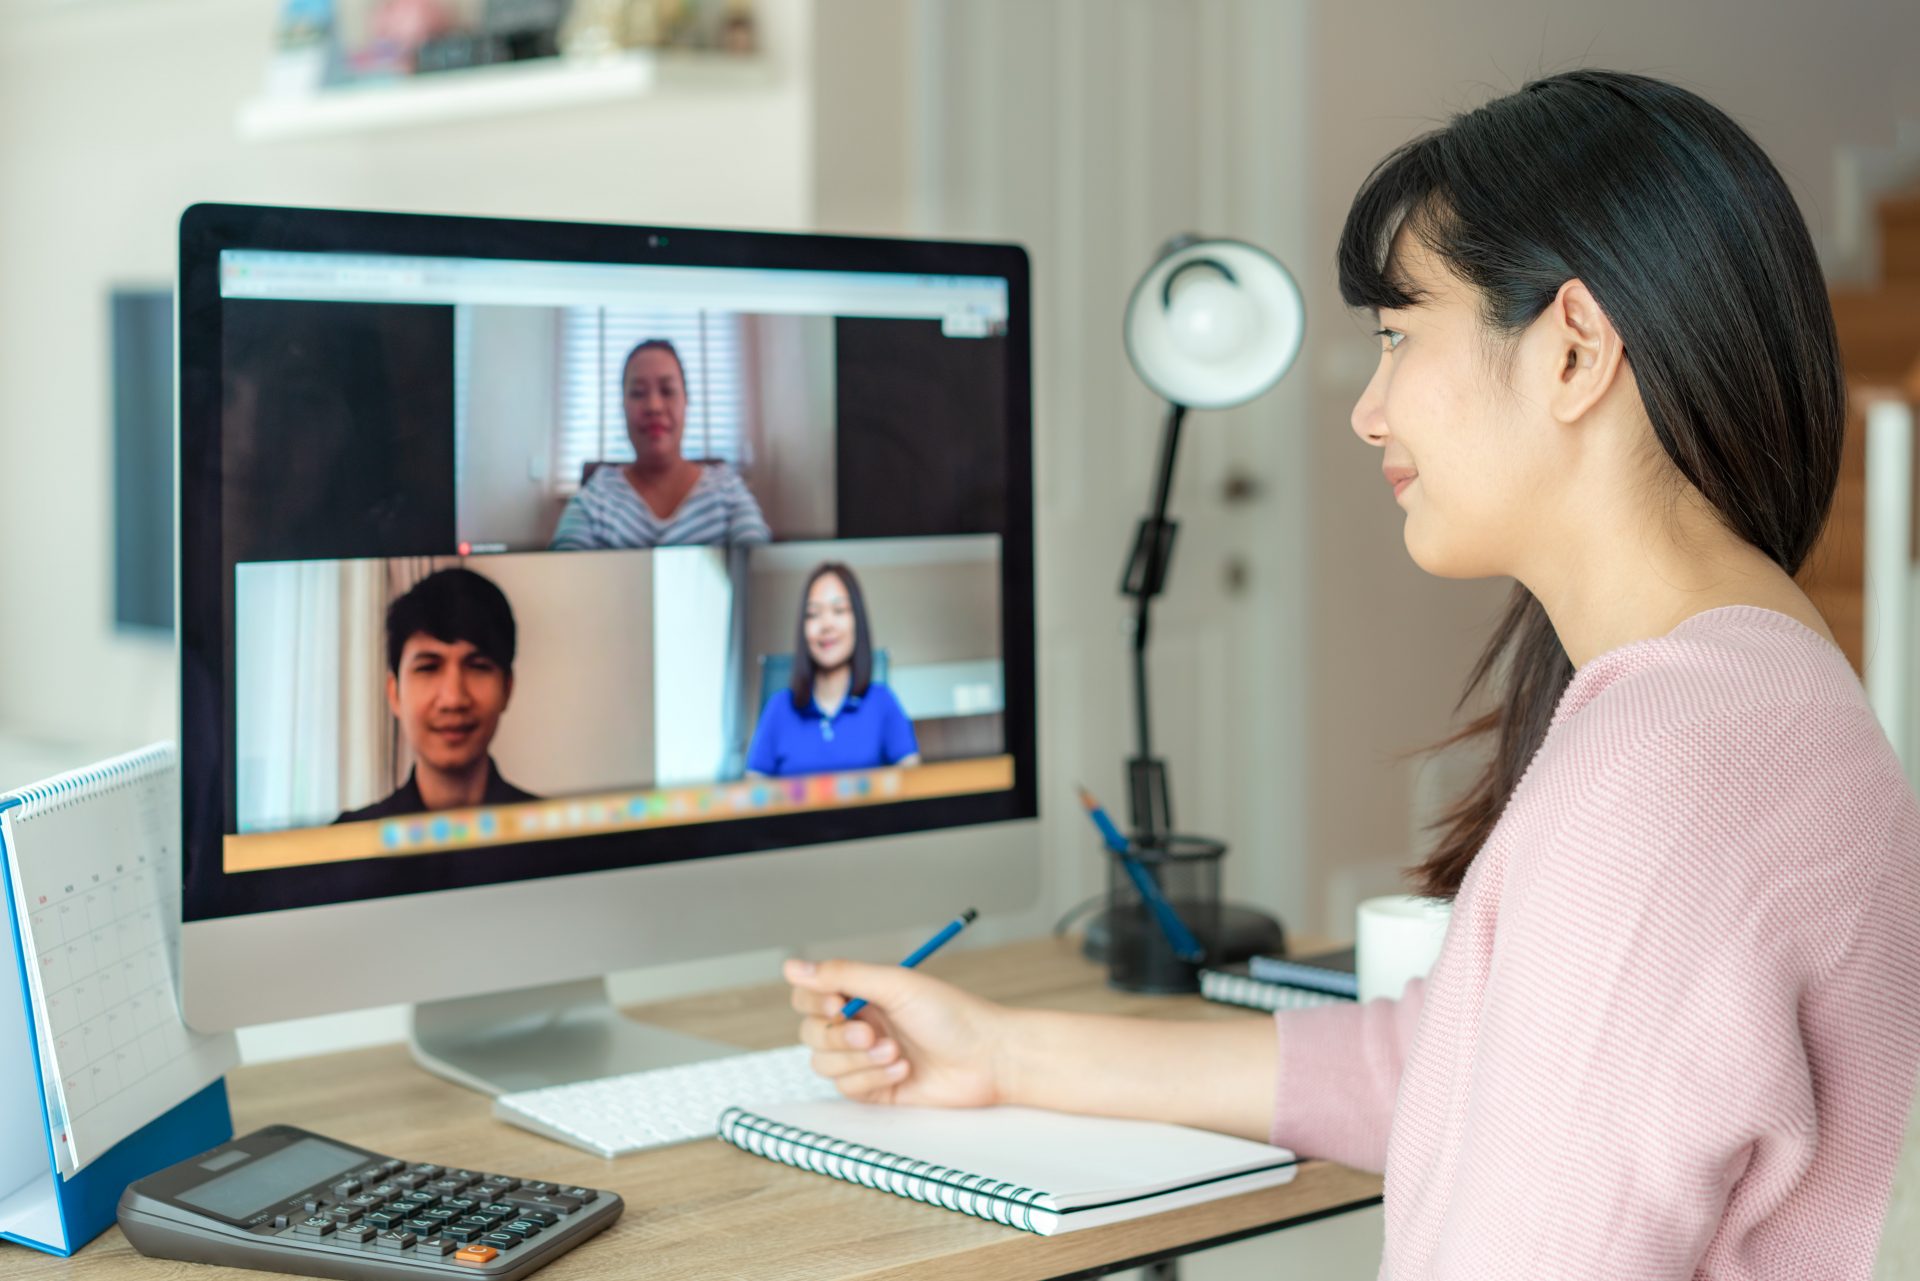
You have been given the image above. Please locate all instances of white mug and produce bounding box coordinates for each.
[1356,894,1452,1002]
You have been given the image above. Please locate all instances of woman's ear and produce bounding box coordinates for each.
[1542,278,1627,425]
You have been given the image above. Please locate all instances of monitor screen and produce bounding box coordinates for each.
[179,207,1034,922]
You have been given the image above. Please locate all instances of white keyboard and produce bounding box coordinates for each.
[493,1045,841,1158]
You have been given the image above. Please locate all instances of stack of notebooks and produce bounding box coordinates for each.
[1198,947,1359,1012]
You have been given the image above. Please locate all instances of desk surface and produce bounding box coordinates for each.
[24,936,1382,1281]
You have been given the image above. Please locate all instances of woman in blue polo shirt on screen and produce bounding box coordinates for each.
[747,562,921,777]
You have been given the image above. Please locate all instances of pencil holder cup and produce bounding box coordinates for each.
[1103,834,1225,994]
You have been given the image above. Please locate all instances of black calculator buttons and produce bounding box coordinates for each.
[408,1163,444,1178]
[417,1235,458,1256]
[375,1229,417,1251]
[366,1182,402,1200]
[294,1216,335,1237]
[327,1205,363,1225]
[364,1209,408,1230]
[347,1193,385,1210]
[338,1224,377,1244]
[478,1231,522,1251]
[507,1208,558,1228]
[558,1186,596,1205]
[331,1179,362,1198]
[499,1220,543,1239]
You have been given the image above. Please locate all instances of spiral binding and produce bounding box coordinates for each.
[718,1107,1055,1234]
[2,742,174,822]
[1198,968,1349,1013]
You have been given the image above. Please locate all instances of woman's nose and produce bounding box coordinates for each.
[1350,362,1389,447]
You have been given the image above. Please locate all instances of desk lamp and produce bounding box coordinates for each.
[1087,234,1305,970]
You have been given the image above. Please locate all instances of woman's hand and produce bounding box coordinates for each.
[785,958,1012,1108]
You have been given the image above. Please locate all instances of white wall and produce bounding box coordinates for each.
[479,551,656,796]
[906,0,1319,948]
[458,306,565,550]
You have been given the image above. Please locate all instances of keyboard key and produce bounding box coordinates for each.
[417,1235,458,1256]
[379,1159,404,1176]
[443,1224,487,1244]
[364,1210,408,1230]
[421,1208,458,1224]
[479,1231,522,1251]
[327,1205,363,1224]
[515,1181,554,1196]
[557,1186,597,1205]
[337,1224,377,1244]
[348,1193,386,1210]
[367,1182,402,1200]
[479,1202,520,1219]
[454,1245,498,1265]
[331,1179,362,1198]
[408,1163,444,1179]
[395,1172,429,1190]
[405,1217,442,1236]
[507,1192,582,1215]
[302,1198,327,1214]
[294,1215,334,1237]
[444,1168,482,1187]
[375,1229,417,1251]
[456,1215,497,1232]
[427,1179,467,1197]
[507,1208,558,1228]
[442,1197,480,1216]
[498,1219,543,1239]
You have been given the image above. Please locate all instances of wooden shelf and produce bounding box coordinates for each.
[236,49,768,141]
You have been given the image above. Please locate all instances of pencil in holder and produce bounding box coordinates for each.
[1103,834,1224,994]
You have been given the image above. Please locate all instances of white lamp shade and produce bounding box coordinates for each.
[1123,237,1305,410]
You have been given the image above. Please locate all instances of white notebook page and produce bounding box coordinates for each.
[745,1100,1295,1210]
[2,747,238,1175]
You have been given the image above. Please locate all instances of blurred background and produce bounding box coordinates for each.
[2,2,1918,1273]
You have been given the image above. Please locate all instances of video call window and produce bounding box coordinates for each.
[214,248,1020,874]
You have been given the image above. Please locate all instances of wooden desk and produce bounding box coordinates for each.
[21,937,1382,1281]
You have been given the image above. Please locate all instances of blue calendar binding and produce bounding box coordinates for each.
[0,744,234,1257]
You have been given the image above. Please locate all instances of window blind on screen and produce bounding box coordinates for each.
[555,308,747,494]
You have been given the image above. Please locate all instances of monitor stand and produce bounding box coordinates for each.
[408,977,741,1096]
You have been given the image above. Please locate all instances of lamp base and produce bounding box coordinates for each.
[1080,901,1286,993]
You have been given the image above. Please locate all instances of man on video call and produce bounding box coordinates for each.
[335,567,538,823]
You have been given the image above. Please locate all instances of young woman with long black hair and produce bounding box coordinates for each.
[784,70,1920,1276]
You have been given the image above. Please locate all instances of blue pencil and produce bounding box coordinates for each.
[839,908,977,1019]
[1076,785,1206,963]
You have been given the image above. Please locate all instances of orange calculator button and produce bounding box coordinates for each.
[454,1245,499,1265]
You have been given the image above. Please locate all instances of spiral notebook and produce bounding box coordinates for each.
[1199,961,1355,1013]
[0,743,236,1255]
[718,1100,1298,1235]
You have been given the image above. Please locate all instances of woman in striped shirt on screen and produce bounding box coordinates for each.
[549,339,772,550]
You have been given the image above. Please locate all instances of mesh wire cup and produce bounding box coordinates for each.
[1104,834,1225,993]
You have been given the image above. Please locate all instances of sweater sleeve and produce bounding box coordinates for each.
[1418,710,1880,1279]
[1270,976,1427,1173]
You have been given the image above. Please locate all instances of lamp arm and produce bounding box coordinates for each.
[1122,401,1188,838]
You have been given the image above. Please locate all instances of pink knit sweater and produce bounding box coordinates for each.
[1272,606,1920,1278]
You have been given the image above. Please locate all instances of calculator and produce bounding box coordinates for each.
[117,1124,622,1280]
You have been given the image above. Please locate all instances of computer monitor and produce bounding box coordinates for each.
[175,204,1038,1092]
